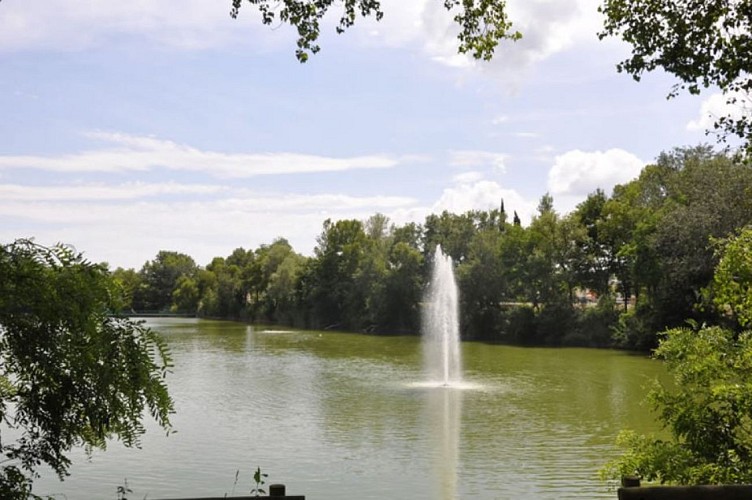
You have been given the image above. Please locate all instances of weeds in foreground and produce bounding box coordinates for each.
[250,466,269,497]
[112,466,270,499]
[116,479,132,500]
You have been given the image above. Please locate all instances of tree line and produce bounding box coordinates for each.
[112,146,752,350]
[0,145,748,495]
[1,0,750,492]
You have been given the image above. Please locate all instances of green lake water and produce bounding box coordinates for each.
[32,318,665,499]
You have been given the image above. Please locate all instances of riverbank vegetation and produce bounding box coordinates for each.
[112,146,752,350]
[603,226,752,484]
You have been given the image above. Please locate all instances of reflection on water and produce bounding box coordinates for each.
[30,318,664,499]
[426,388,462,500]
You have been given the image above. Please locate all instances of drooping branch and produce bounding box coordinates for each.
[599,0,752,152]
[230,0,519,62]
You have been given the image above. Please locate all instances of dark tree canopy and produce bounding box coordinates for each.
[599,0,752,150]
[230,0,519,62]
[133,251,198,312]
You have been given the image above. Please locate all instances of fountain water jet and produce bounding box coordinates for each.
[422,245,462,387]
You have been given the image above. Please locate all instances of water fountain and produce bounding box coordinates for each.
[422,245,462,386]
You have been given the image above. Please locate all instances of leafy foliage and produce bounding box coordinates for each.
[250,466,268,497]
[309,218,369,330]
[604,228,752,485]
[597,148,752,348]
[231,0,383,62]
[133,251,198,312]
[229,0,519,62]
[599,0,752,151]
[604,326,752,484]
[0,240,174,496]
[445,0,521,60]
[710,227,752,328]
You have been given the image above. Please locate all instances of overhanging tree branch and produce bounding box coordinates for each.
[229,0,520,62]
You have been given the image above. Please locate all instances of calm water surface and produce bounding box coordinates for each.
[33,318,664,499]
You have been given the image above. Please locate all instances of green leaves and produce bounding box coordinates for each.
[231,0,383,62]
[448,0,521,61]
[0,240,174,494]
[710,228,752,327]
[604,326,752,484]
[250,466,269,496]
[134,251,198,312]
[604,230,752,485]
[657,326,752,482]
[599,0,752,152]
[230,0,520,62]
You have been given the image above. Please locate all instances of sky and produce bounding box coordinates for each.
[0,0,728,269]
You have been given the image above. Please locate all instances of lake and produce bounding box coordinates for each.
[32,317,664,499]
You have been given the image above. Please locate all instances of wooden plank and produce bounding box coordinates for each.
[618,485,752,500]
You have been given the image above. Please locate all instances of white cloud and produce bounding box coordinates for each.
[451,171,485,184]
[392,0,603,71]
[0,182,224,201]
[0,1,271,52]
[0,132,399,177]
[507,0,603,57]
[687,90,752,132]
[0,0,610,80]
[396,0,608,82]
[431,179,536,223]
[215,192,415,212]
[0,189,417,268]
[548,148,644,197]
[449,150,507,173]
[0,193,414,223]
[1,199,320,269]
[354,0,430,46]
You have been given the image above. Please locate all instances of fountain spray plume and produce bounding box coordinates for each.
[422,245,462,387]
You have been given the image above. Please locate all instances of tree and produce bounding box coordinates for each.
[458,226,506,340]
[603,326,752,485]
[599,0,752,151]
[201,256,246,319]
[599,148,752,349]
[195,267,220,317]
[134,251,198,312]
[498,223,532,304]
[254,239,305,321]
[422,211,476,264]
[0,240,173,497]
[381,241,423,333]
[355,214,393,332]
[230,0,520,62]
[525,193,573,309]
[648,148,752,329]
[572,189,611,296]
[172,274,200,314]
[603,228,752,485]
[710,227,752,328]
[598,166,665,313]
[309,219,368,329]
[266,251,307,323]
[110,267,142,313]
